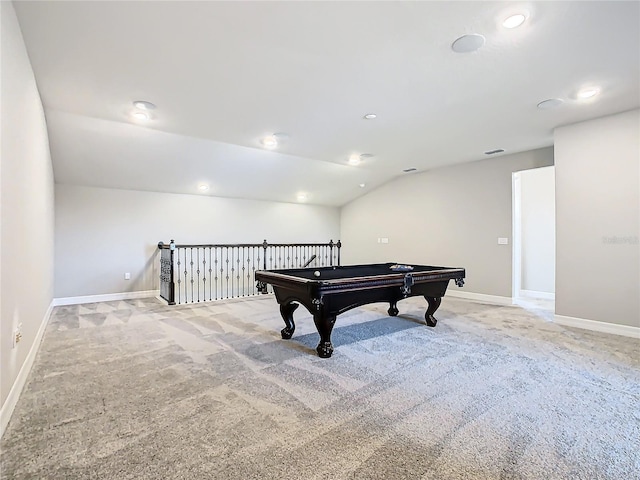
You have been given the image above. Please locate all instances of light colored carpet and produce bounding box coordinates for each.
[1,294,638,479]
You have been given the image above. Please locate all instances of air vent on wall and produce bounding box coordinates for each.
[484,149,505,155]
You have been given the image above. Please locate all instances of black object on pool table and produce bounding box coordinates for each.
[254,262,465,358]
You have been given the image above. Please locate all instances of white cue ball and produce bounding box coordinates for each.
[313,270,321,277]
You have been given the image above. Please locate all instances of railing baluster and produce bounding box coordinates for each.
[225,247,229,299]
[184,249,188,303]
[196,248,200,302]
[202,248,207,301]
[176,248,181,304]
[236,248,240,298]
[182,248,186,304]
[243,247,248,296]
[208,247,212,301]
[214,247,218,300]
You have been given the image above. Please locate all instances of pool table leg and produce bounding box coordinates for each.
[313,313,336,358]
[424,296,442,327]
[388,302,399,317]
[279,302,298,339]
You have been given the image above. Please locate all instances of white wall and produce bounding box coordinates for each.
[519,166,556,294]
[340,148,554,298]
[55,185,340,298]
[1,2,55,412]
[555,109,639,328]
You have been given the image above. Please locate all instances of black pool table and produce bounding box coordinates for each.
[254,263,465,358]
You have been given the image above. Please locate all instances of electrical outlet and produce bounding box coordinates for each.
[13,323,23,348]
[124,272,131,280]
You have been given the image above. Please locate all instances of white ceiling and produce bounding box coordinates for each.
[13,1,640,207]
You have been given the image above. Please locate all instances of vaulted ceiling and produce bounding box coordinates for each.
[13,1,640,206]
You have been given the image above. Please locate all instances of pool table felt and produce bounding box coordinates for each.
[262,263,456,281]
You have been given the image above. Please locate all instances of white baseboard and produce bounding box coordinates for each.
[53,290,160,306]
[554,314,640,339]
[1,301,53,438]
[520,290,555,300]
[446,290,513,306]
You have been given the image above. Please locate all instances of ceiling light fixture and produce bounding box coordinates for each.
[198,184,209,191]
[451,34,485,53]
[576,87,600,99]
[296,193,307,202]
[363,113,377,120]
[133,100,156,110]
[359,183,366,188]
[503,13,527,29]
[132,111,149,121]
[259,132,289,149]
[537,98,564,109]
[348,154,361,166]
[261,135,278,149]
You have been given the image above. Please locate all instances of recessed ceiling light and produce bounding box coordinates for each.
[451,34,485,53]
[198,184,209,191]
[133,100,156,110]
[261,135,278,149]
[296,193,307,202]
[503,13,526,29]
[363,113,377,120]
[576,87,600,99]
[359,183,366,188]
[132,111,149,121]
[537,98,564,109]
[348,154,361,166]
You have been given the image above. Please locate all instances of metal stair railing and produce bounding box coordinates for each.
[157,239,341,305]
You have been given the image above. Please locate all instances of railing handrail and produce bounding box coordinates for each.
[158,239,340,249]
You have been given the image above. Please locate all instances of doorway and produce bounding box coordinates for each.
[512,166,556,319]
